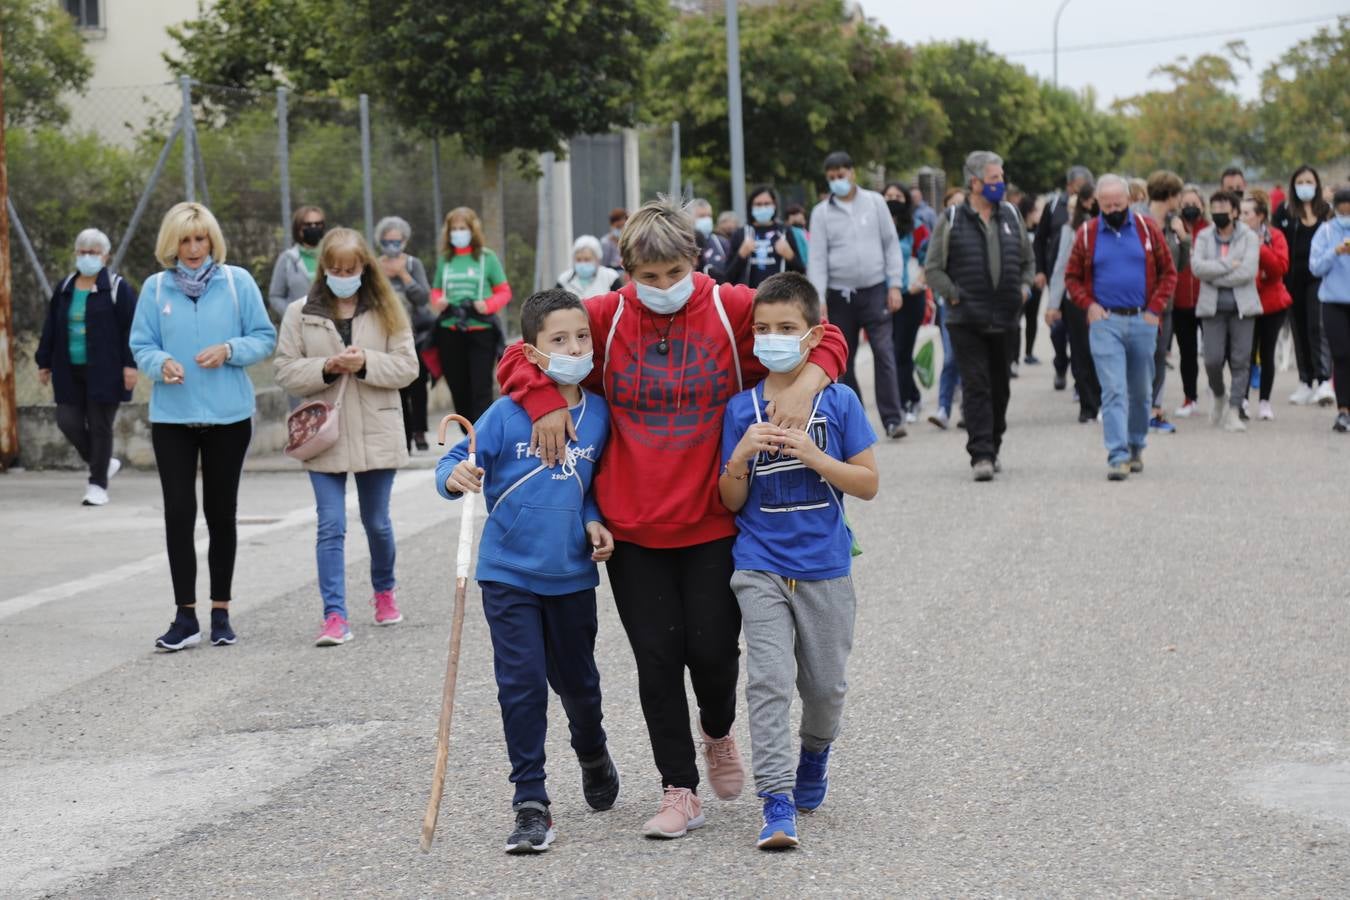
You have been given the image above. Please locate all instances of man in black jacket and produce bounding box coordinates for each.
[1035,165,1094,389]
[926,150,1035,481]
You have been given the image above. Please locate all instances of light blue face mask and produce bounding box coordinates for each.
[751,205,775,224]
[449,229,472,249]
[694,215,714,237]
[753,332,808,373]
[829,178,852,198]
[635,272,694,315]
[177,254,214,275]
[542,350,594,385]
[1295,184,1317,203]
[1338,214,1350,229]
[326,272,363,299]
[75,254,104,276]
[574,261,597,281]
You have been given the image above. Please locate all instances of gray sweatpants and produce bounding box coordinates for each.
[731,569,856,797]
[1201,311,1255,409]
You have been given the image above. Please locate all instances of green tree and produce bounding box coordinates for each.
[648,0,945,203]
[1007,83,1129,194]
[1113,46,1255,181]
[1256,17,1350,177]
[0,0,94,126]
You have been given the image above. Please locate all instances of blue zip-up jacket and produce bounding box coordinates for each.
[436,391,608,596]
[1309,218,1350,304]
[129,266,277,424]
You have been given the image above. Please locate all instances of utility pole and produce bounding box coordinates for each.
[0,28,17,470]
[726,0,746,221]
[1053,0,1073,88]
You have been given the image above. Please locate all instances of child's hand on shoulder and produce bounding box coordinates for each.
[586,521,615,562]
[445,459,485,494]
[778,428,825,469]
[732,422,786,468]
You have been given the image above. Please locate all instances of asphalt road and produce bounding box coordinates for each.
[2,339,1349,898]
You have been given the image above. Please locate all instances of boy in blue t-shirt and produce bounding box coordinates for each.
[437,289,618,855]
[718,272,878,850]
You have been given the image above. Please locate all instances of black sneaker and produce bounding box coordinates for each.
[1333,413,1350,433]
[210,612,237,646]
[1024,354,1040,365]
[1054,372,1067,390]
[579,748,621,811]
[155,615,201,652]
[885,421,907,439]
[505,801,555,854]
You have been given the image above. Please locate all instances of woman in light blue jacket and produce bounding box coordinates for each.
[130,202,277,652]
[1309,186,1350,432]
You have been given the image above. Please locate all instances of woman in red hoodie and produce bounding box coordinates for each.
[1241,190,1292,420]
[498,199,847,839]
[1171,186,1209,418]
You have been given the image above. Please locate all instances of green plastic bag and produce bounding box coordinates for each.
[914,337,935,389]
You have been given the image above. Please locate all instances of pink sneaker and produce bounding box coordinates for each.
[700,727,746,800]
[642,786,705,839]
[373,588,403,625]
[315,613,353,647]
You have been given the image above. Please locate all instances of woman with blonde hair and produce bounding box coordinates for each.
[129,202,277,651]
[275,228,419,646]
[431,206,512,423]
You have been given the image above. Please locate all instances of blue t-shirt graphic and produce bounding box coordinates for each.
[721,383,876,580]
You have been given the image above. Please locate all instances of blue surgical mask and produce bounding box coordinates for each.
[694,215,714,237]
[380,240,403,257]
[542,351,594,385]
[1295,184,1317,203]
[829,178,852,198]
[75,255,104,276]
[449,229,472,249]
[751,205,775,224]
[1337,214,1350,229]
[326,272,363,299]
[176,254,214,276]
[753,333,808,373]
[981,180,1006,204]
[635,272,694,315]
[574,261,597,280]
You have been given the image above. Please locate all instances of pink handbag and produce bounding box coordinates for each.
[284,375,347,460]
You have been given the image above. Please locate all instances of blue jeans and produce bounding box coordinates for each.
[1089,313,1157,466]
[936,300,961,413]
[309,469,397,618]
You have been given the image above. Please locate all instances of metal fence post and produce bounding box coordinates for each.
[431,137,443,239]
[179,75,195,202]
[193,129,210,208]
[359,94,374,244]
[277,86,291,239]
[669,122,681,201]
[6,199,52,298]
[112,119,183,275]
[725,0,746,220]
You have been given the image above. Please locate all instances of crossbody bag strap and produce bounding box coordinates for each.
[711,285,743,392]
[602,297,625,385]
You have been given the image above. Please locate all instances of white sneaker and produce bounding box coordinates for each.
[1174,400,1197,418]
[1209,396,1226,427]
[1314,380,1336,406]
[82,484,109,506]
[1223,407,1247,432]
[107,458,122,480]
[1258,400,1274,421]
[1289,383,1314,405]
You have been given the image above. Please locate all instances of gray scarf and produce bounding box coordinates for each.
[173,259,217,299]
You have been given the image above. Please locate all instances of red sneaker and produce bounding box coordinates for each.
[315,613,353,647]
[373,589,402,625]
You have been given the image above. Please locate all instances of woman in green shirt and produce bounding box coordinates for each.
[431,206,512,423]
[35,228,138,506]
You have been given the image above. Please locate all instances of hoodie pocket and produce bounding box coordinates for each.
[495,503,586,578]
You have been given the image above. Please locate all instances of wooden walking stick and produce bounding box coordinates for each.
[420,413,477,852]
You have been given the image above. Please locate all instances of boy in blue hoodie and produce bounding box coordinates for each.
[718,272,878,850]
[436,288,618,854]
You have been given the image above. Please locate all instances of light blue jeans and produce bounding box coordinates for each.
[1089,313,1157,466]
[309,469,397,618]
[937,300,961,413]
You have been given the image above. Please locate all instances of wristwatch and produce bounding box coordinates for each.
[223,341,233,361]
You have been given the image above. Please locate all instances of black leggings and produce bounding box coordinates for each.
[399,352,430,443]
[1172,307,1200,404]
[151,419,252,607]
[1022,286,1041,357]
[1251,309,1287,402]
[435,326,497,425]
[606,536,741,792]
[1322,302,1350,409]
[891,291,926,408]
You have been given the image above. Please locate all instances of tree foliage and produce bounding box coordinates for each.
[1257,17,1350,176]
[1113,46,1255,181]
[0,0,94,127]
[647,0,945,201]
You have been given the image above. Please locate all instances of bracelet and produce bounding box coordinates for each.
[721,463,750,480]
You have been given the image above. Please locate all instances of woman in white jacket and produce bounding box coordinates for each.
[556,235,622,299]
[274,228,419,646]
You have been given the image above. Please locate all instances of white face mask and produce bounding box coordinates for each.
[326,272,362,299]
[449,229,472,249]
[1294,183,1317,203]
[635,272,694,315]
[542,351,593,385]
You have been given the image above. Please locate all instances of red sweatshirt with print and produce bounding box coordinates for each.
[498,272,847,549]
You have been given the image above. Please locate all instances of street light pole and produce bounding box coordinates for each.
[725,0,746,221]
[1053,0,1073,88]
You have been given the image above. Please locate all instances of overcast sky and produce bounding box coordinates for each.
[864,0,1345,106]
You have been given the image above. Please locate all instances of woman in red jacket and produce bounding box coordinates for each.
[1171,186,1209,418]
[1241,191,1292,420]
[498,199,847,839]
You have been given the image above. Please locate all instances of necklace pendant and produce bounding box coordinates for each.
[657,339,669,355]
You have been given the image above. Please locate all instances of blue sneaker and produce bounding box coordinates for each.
[756,792,799,849]
[794,745,831,811]
[1149,416,1176,433]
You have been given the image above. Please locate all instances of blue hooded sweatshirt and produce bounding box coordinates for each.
[1309,217,1350,304]
[436,391,608,596]
[129,266,277,424]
